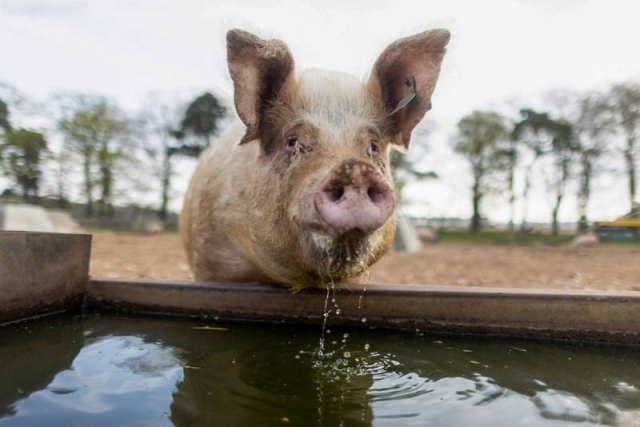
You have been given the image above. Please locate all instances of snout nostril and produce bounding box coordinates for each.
[328,186,345,203]
[367,186,383,204]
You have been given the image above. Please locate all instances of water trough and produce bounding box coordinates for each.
[2,231,640,346]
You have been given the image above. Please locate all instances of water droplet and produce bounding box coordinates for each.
[336,309,341,315]
[343,333,349,338]
[326,329,331,334]
[323,312,329,318]
[361,318,367,323]
[364,343,370,351]
[358,287,367,310]
[343,352,351,358]
[294,355,300,359]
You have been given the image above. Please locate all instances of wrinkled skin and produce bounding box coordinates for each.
[181,29,449,290]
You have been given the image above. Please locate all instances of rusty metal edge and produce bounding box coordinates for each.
[87,278,640,299]
[86,278,640,345]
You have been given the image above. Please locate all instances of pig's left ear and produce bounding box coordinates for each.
[367,29,450,148]
[227,29,295,144]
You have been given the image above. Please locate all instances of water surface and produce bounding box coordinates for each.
[1,313,640,426]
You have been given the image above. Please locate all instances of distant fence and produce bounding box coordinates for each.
[0,196,179,233]
[72,206,178,232]
[0,202,5,231]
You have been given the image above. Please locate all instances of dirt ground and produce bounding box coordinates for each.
[89,232,640,292]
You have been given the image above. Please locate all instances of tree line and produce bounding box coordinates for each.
[454,81,640,234]
[0,90,226,222]
[0,85,440,226]
[1,81,638,233]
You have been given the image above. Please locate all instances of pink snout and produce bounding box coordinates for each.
[314,159,395,235]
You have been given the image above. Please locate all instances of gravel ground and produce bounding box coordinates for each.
[89,232,640,291]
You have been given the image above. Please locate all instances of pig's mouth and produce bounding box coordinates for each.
[293,210,378,257]
[309,228,368,252]
[307,228,375,277]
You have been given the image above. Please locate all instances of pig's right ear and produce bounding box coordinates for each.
[227,29,295,144]
[367,29,450,149]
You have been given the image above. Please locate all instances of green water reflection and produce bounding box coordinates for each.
[1,313,640,426]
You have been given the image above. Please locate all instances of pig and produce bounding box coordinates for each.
[180,28,450,290]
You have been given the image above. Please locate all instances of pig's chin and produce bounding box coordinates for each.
[306,229,376,279]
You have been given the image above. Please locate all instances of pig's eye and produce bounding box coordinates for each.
[367,142,380,156]
[286,137,299,151]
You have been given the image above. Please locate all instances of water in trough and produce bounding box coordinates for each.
[1,312,640,426]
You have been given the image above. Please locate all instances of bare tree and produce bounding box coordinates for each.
[49,147,73,209]
[513,109,555,232]
[137,93,186,222]
[1,129,48,202]
[547,119,575,235]
[573,92,615,231]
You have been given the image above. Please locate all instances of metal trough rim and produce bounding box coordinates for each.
[87,278,640,345]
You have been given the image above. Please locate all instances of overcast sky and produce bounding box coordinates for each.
[1,0,639,223]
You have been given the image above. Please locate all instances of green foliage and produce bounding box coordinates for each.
[438,230,574,246]
[512,108,576,234]
[513,109,573,155]
[0,98,10,176]
[0,98,10,133]
[456,111,511,163]
[0,76,637,231]
[58,96,130,217]
[609,82,640,139]
[177,92,227,156]
[514,109,550,144]
[455,111,511,232]
[1,129,47,201]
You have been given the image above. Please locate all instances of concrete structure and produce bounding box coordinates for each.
[393,214,422,253]
[0,232,91,323]
[87,279,640,345]
[0,203,82,233]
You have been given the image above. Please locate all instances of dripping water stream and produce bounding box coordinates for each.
[318,285,331,356]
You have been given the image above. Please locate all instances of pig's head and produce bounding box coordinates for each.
[227,29,449,289]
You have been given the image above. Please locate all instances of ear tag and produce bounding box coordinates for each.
[389,75,417,116]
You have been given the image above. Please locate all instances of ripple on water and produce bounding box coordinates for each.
[222,339,640,426]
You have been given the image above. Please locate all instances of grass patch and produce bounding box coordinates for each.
[437,230,573,246]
